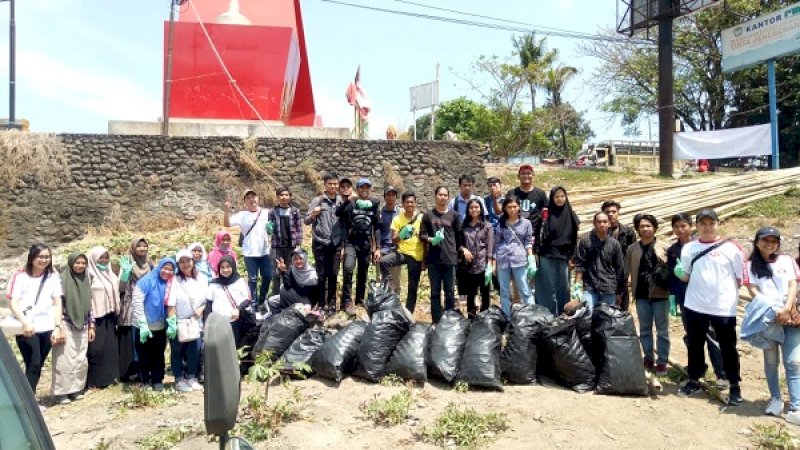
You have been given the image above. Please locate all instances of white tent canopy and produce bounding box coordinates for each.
[673,124,771,160]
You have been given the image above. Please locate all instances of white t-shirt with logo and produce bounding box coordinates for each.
[681,239,746,317]
[747,255,800,306]
[5,270,63,333]
[230,209,271,257]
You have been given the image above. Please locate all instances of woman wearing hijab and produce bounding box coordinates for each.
[52,252,95,404]
[207,231,238,278]
[535,186,580,316]
[207,256,252,350]
[273,249,319,315]
[167,249,207,392]
[85,246,121,388]
[132,257,176,391]
[118,236,152,383]
[188,242,212,285]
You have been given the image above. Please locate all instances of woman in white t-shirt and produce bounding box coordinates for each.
[6,243,63,404]
[167,249,207,393]
[746,227,800,423]
[207,255,252,351]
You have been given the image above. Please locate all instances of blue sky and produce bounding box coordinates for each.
[0,0,639,141]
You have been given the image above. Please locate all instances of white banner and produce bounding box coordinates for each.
[673,124,772,160]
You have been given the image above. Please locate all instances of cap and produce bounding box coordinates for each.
[695,208,719,222]
[518,164,534,174]
[756,226,781,241]
[338,177,353,186]
[242,189,257,199]
[384,185,398,196]
[356,178,372,188]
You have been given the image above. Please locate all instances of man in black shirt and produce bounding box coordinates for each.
[574,212,624,311]
[506,164,548,248]
[336,178,380,314]
[421,186,463,323]
[602,200,636,310]
[305,173,344,313]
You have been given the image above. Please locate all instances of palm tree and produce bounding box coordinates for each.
[514,32,556,111]
[544,64,578,157]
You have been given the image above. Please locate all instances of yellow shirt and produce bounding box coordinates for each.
[391,212,425,262]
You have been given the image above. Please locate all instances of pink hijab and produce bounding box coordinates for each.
[207,231,238,277]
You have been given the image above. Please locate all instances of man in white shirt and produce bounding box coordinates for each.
[224,189,271,308]
[447,174,487,221]
[675,208,745,405]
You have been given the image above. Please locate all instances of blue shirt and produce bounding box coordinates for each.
[484,194,505,229]
[447,194,488,222]
[379,206,401,252]
[493,218,533,269]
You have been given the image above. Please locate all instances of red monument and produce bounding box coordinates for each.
[165,0,318,126]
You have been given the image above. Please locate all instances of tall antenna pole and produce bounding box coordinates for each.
[162,0,183,136]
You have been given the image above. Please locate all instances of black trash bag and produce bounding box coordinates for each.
[386,323,431,382]
[541,318,595,393]
[280,328,328,376]
[365,280,402,317]
[428,310,470,383]
[310,321,368,382]
[590,304,625,372]
[573,303,593,359]
[253,307,309,359]
[502,305,554,384]
[354,308,412,382]
[475,305,508,333]
[456,313,504,391]
[595,312,648,396]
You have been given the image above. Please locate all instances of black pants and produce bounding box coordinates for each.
[379,251,423,312]
[313,242,341,308]
[16,331,52,393]
[135,329,167,385]
[684,307,740,384]
[457,268,490,314]
[270,247,295,296]
[342,242,371,307]
[428,263,456,323]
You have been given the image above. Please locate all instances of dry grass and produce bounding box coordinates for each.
[300,159,323,195]
[383,161,406,193]
[0,131,70,189]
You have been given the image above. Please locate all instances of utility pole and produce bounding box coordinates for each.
[1,0,18,129]
[657,0,675,177]
[430,63,439,140]
[162,0,184,136]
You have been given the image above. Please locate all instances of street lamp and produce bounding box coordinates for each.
[0,0,18,130]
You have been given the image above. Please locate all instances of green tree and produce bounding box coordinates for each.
[411,97,499,141]
[513,32,557,111]
[544,64,579,156]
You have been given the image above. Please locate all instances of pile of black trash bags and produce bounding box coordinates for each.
[251,282,648,396]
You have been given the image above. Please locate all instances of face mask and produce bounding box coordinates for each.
[96,263,109,271]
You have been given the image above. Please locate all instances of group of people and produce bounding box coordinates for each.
[5,163,800,423]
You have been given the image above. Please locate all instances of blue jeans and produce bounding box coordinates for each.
[498,265,533,318]
[636,298,670,366]
[534,256,569,316]
[244,255,272,305]
[169,337,200,380]
[583,291,616,312]
[428,263,456,323]
[764,327,800,410]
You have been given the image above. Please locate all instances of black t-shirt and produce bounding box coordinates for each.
[421,209,463,266]
[635,242,655,300]
[275,207,292,248]
[506,187,548,249]
[336,197,380,250]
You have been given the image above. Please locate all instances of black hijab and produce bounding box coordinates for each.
[542,186,580,248]
[211,255,241,286]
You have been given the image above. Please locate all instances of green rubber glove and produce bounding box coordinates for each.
[166,316,178,340]
[355,199,373,210]
[673,261,686,279]
[669,295,680,317]
[484,263,494,286]
[429,229,445,246]
[265,222,275,235]
[526,255,538,278]
[137,319,152,344]
[570,282,583,301]
[398,224,414,240]
[118,256,133,283]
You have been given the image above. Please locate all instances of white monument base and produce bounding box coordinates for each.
[108,119,350,139]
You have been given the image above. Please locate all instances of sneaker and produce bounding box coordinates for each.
[344,305,356,316]
[68,391,85,401]
[728,384,743,406]
[187,378,203,391]
[787,410,800,426]
[716,378,730,391]
[152,383,165,392]
[38,404,47,413]
[766,398,784,416]
[655,364,669,377]
[175,379,192,393]
[643,357,654,372]
[54,395,71,405]
[678,380,702,397]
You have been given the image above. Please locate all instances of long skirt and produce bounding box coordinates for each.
[534,256,570,316]
[87,314,120,388]
[117,325,138,381]
[51,324,89,396]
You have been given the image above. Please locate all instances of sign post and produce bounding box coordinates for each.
[768,60,780,169]
[409,71,439,141]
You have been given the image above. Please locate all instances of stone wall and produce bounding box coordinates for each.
[1,135,485,256]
